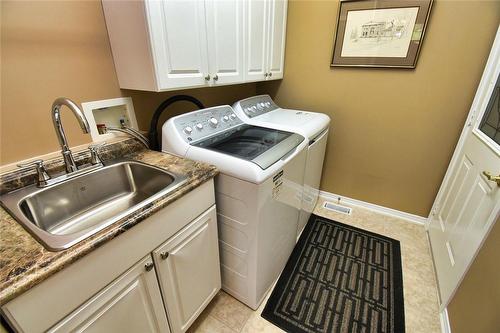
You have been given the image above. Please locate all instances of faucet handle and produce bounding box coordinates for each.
[88,142,106,165]
[17,159,51,187]
[17,159,44,169]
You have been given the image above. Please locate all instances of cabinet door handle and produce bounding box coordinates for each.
[160,251,169,260]
[213,74,219,81]
[204,74,211,81]
[264,73,268,77]
[144,262,154,272]
[268,72,272,77]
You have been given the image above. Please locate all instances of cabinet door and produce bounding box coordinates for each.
[49,255,170,333]
[266,0,287,80]
[146,0,210,90]
[245,0,269,82]
[153,206,220,333]
[206,0,245,85]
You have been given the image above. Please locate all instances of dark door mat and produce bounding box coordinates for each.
[262,214,405,333]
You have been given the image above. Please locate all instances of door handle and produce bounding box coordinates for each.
[483,171,500,186]
[213,74,219,81]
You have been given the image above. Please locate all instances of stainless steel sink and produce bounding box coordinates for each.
[0,159,187,251]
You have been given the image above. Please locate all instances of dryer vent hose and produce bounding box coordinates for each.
[148,95,205,151]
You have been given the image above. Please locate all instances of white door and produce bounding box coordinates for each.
[153,206,221,333]
[428,27,500,308]
[245,0,269,82]
[266,0,287,80]
[206,0,245,85]
[147,0,210,90]
[49,255,170,333]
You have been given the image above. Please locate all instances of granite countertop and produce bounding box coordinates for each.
[0,139,218,306]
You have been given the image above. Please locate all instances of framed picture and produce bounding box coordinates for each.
[331,0,433,68]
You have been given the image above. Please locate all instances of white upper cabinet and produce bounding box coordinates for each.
[146,0,210,90]
[266,0,287,80]
[245,0,269,82]
[245,0,287,82]
[102,0,287,92]
[205,0,245,85]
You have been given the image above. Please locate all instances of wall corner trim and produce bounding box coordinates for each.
[440,308,452,333]
[319,191,429,225]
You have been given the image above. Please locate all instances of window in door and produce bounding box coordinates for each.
[479,74,500,145]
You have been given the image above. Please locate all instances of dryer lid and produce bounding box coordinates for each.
[192,124,304,169]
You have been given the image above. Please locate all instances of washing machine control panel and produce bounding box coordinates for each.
[173,105,243,143]
[238,95,279,118]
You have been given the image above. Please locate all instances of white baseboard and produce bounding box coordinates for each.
[319,190,428,225]
[440,308,452,333]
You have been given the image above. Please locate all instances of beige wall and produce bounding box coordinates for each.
[1,0,122,164]
[447,217,500,333]
[257,0,500,216]
[1,1,500,332]
[0,1,256,165]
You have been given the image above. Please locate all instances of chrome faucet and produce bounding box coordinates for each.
[52,98,90,173]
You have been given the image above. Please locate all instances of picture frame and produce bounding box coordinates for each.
[331,0,433,68]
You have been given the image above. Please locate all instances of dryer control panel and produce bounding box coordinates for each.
[173,105,243,143]
[237,95,279,118]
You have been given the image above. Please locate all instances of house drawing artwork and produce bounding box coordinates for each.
[340,7,420,58]
[359,20,407,40]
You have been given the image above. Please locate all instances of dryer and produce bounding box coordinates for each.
[162,105,307,310]
[233,95,330,238]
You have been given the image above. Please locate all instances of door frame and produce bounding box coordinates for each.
[426,26,500,310]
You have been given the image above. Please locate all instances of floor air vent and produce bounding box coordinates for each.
[323,201,352,215]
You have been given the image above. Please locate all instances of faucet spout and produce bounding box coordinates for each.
[51,98,90,173]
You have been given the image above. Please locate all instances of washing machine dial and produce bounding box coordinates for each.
[229,114,236,120]
[183,126,193,134]
[196,123,203,130]
[209,117,218,128]
[222,115,229,122]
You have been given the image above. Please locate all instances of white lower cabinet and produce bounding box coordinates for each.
[47,206,220,333]
[1,181,219,333]
[49,255,170,333]
[153,206,220,333]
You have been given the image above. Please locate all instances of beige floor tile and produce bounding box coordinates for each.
[187,311,236,333]
[193,197,442,333]
[203,291,253,332]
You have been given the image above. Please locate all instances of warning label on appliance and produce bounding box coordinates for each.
[272,170,284,199]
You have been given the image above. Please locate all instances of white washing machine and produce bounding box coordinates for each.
[233,95,330,238]
[162,105,307,310]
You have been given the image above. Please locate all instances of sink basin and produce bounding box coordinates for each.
[0,159,187,251]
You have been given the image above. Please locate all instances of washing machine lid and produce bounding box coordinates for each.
[233,95,331,140]
[192,124,304,169]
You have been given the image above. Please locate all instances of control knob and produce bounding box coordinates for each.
[229,114,237,120]
[183,126,193,134]
[222,115,229,122]
[196,123,203,130]
[209,117,218,128]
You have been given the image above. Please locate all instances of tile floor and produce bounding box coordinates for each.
[188,198,442,333]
